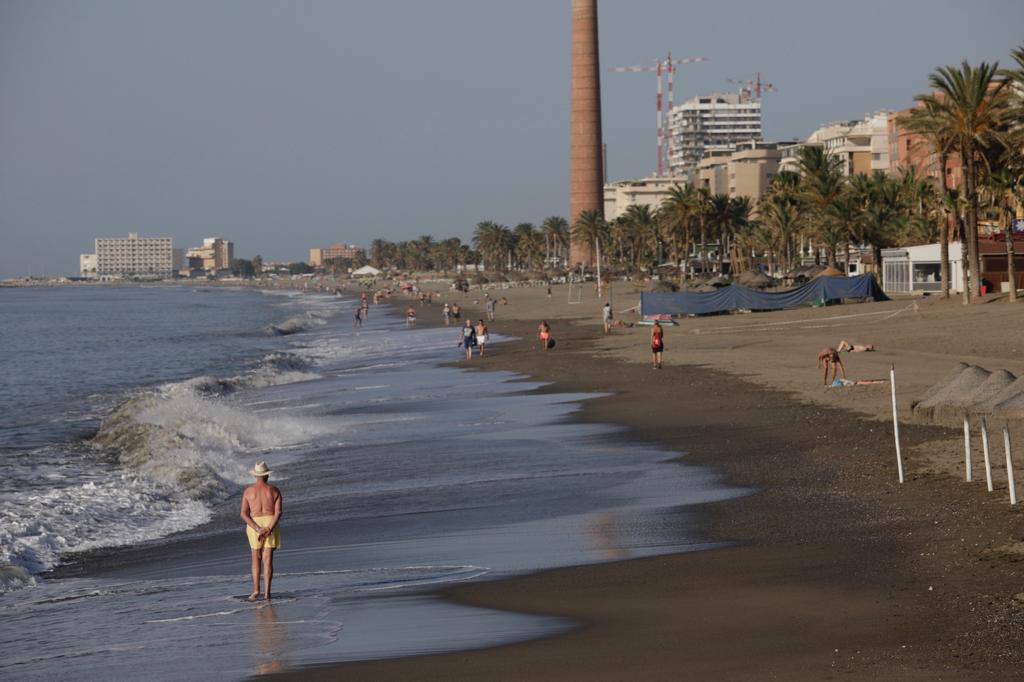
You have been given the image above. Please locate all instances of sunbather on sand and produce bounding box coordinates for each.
[837,340,875,353]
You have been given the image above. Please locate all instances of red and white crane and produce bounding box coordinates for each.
[727,72,777,100]
[610,54,709,177]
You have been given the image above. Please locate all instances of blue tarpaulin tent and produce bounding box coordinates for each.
[640,275,888,317]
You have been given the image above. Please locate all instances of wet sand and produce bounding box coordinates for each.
[268,283,1024,679]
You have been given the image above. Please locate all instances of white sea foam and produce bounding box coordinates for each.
[0,475,212,579]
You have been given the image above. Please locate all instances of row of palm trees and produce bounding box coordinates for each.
[367,218,572,274]
[568,155,931,282]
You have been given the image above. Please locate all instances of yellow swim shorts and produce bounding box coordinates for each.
[247,515,280,550]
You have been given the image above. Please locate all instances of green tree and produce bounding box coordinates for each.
[473,221,513,271]
[916,60,1011,300]
[571,209,608,271]
[541,216,569,267]
[899,101,959,298]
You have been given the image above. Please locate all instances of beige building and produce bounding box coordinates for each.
[79,253,98,279]
[185,237,234,273]
[805,111,890,176]
[696,141,782,204]
[309,243,365,266]
[603,176,690,221]
[95,232,174,279]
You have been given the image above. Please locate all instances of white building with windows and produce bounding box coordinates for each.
[882,242,964,295]
[79,253,98,279]
[95,232,175,280]
[667,92,762,179]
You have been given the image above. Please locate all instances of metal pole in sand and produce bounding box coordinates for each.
[963,417,972,482]
[1003,426,1017,505]
[981,417,993,492]
[890,365,904,484]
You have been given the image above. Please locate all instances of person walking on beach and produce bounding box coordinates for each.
[651,320,664,369]
[406,306,417,327]
[486,297,497,321]
[451,303,461,322]
[354,306,363,328]
[602,302,613,334]
[475,319,489,356]
[442,303,451,327]
[240,461,282,601]
[538,320,552,350]
[459,319,476,360]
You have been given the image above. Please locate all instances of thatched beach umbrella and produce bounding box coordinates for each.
[737,270,774,289]
[813,265,844,278]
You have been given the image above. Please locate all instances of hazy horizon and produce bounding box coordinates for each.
[1,0,1021,278]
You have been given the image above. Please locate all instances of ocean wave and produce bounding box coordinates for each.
[267,311,330,336]
[91,372,329,500]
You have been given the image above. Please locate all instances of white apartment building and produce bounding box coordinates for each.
[95,232,174,279]
[667,92,762,179]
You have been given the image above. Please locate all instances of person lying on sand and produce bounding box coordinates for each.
[817,348,846,385]
[837,340,875,353]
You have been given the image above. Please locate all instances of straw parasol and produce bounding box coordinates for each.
[812,265,844,278]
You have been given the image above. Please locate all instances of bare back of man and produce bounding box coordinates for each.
[240,465,282,600]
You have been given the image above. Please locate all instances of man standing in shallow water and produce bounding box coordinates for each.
[240,461,282,600]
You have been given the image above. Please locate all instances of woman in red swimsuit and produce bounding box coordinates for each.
[651,321,664,369]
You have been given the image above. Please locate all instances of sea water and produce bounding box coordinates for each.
[0,285,744,680]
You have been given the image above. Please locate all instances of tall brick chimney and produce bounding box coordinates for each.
[569,0,603,267]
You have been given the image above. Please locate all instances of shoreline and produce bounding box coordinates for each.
[265,284,1024,679]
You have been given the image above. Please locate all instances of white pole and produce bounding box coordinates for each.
[963,417,972,482]
[982,417,993,492]
[1004,426,1017,505]
[596,238,602,299]
[890,365,904,484]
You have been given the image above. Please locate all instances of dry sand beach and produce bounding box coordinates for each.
[271,281,1024,680]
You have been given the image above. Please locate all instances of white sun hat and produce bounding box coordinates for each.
[250,461,273,477]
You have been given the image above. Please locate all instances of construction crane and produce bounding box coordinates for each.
[727,72,777,100]
[610,54,709,177]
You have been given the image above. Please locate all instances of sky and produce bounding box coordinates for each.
[1,0,1022,278]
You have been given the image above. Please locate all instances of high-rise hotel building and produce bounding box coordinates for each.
[667,92,763,179]
[95,232,175,279]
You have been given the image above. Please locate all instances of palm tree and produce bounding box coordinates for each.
[727,196,753,273]
[706,194,733,274]
[987,168,1023,301]
[473,221,513,271]
[900,100,961,299]
[622,204,659,271]
[513,223,543,270]
[916,60,1011,300]
[572,209,608,273]
[796,146,846,267]
[859,173,909,283]
[541,216,569,268]
[759,193,801,275]
[692,188,713,275]
[659,184,694,281]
